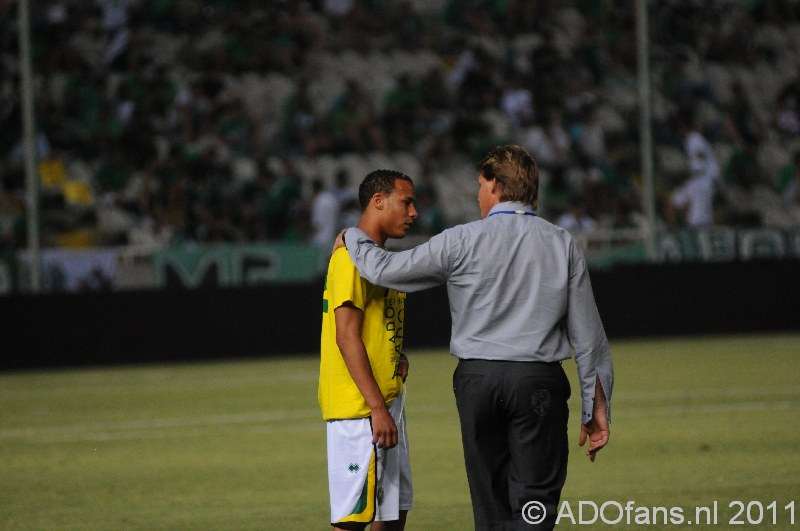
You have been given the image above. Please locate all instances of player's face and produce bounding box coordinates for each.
[382,179,417,239]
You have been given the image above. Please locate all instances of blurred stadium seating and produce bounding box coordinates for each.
[1,0,799,256]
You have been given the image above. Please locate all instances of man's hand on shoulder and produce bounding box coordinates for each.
[332,229,347,254]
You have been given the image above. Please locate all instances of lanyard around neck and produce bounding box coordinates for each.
[488,210,536,217]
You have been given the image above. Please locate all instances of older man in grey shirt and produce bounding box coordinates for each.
[342,145,613,530]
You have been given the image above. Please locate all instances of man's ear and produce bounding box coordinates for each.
[372,192,386,210]
[488,178,502,197]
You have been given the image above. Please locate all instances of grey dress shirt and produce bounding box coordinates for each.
[344,201,613,424]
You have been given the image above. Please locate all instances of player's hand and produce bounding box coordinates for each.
[579,412,609,462]
[332,229,347,254]
[370,403,398,449]
[394,353,409,382]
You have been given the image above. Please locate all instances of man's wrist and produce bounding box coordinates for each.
[369,401,388,414]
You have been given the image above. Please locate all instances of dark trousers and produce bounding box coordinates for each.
[453,359,570,531]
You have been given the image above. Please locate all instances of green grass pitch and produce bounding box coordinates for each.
[1,333,798,529]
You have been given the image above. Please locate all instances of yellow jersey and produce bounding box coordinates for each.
[319,247,406,420]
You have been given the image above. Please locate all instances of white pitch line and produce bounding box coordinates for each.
[2,399,799,444]
[0,408,321,441]
[611,399,800,419]
[0,372,319,399]
[615,384,800,401]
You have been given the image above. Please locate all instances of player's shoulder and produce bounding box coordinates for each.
[330,246,355,266]
[328,247,359,280]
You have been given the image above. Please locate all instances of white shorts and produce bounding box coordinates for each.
[326,387,412,525]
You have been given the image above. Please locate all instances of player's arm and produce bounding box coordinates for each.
[334,302,398,449]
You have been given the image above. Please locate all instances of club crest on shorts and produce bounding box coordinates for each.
[531,389,551,416]
[348,463,360,473]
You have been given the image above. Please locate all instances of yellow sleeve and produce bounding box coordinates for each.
[326,248,366,313]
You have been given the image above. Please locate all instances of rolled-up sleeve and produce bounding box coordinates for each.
[343,228,449,292]
[566,240,614,424]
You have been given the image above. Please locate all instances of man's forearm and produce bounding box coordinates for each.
[338,339,387,412]
[343,227,446,291]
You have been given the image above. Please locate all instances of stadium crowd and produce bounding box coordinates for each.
[1,0,800,250]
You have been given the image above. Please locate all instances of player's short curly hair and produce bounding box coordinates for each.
[476,144,539,209]
[358,169,414,211]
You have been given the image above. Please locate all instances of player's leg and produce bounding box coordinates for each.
[327,418,378,529]
[370,510,406,531]
[372,388,412,530]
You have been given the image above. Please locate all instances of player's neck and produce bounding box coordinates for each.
[357,218,387,246]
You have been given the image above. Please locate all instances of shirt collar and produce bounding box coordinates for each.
[488,201,536,216]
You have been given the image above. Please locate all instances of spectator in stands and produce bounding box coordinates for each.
[388,1,424,49]
[574,24,604,85]
[779,152,800,204]
[172,77,217,144]
[383,73,423,151]
[570,104,609,173]
[724,82,763,148]
[664,170,716,228]
[564,153,605,202]
[324,0,381,49]
[309,178,341,257]
[451,46,501,157]
[215,96,257,156]
[237,165,275,242]
[724,139,761,190]
[452,45,498,112]
[95,0,134,69]
[529,29,564,113]
[774,91,800,139]
[499,71,534,129]
[521,108,571,174]
[322,0,354,27]
[0,183,24,249]
[410,171,446,236]
[282,81,333,156]
[678,114,721,183]
[285,2,325,71]
[417,66,457,164]
[660,50,700,108]
[556,196,598,234]
[444,0,504,34]
[263,161,303,241]
[502,0,544,33]
[332,169,360,230]
[94,144,133,199]
[330,79,386,153]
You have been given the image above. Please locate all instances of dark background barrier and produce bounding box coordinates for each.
[3,260,799,371]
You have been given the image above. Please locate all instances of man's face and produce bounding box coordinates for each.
[381,179,417,239]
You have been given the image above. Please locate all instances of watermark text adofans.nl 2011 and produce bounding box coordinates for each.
[522,500,796,526]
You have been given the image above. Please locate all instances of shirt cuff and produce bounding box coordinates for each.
[343,227,367,250]
[582,373,612,424]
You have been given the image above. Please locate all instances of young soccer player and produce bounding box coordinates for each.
[319,169,417,530]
